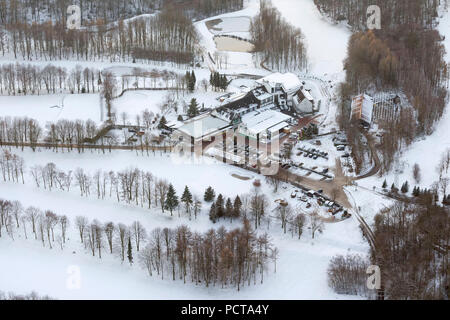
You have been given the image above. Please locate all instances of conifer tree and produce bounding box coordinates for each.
[189,70,196,92]
[187,98,199,118]
[233,195,242,221]
[391,183,397,193]
[204,186,215,202]
[158,116,167,129]
[165,184,179,216]
[401,181,409,193]
[181,185,193,216]
[209,203,217,223]
[225,198,233,219]
[215,194,225,218]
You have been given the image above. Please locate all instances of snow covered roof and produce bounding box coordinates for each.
[257,72,302,93]
[300,89,314,101]
[241,110,292,135]
[177,114,230,139]
[268,121,290,133]
[351,94,374,124]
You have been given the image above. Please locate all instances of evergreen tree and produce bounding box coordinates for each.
[165,184,179,216]
[391,183,397,193]
[204,186,216,202]
[215,194,225,218]
[382,179,387,189]
[127,236,133,265]
[181,185,193,215]
[401,181,409,193]
[187,98,199,118]
[189,70,196,92]
[209,203,217,223]
[220,74,228,90]
[233,195,242,221]
[225,198,233,219]
[158,116,167,129]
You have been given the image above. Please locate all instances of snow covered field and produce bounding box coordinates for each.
[0,147,368,299]
[272,0,351,76]
[0,93,103,125]
[1,0,418,301]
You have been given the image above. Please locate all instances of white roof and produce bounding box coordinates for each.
[268,121,290,133]
[301,89,314,101]
[242,110,292,135]
[257,72,302,93]
[254,92,273,101]
[177,114,230,139]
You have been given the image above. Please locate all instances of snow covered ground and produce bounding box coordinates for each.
[0,0,378,300]
[271,0,351,76]
[0,93,103,125]
[0,147,368,299]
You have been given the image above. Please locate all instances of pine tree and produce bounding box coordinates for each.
[204,186,216,202]
[209,203,217,223]
[391,183,397,193]
[401,181,409,193]
[220,74,228,90]
[215,194,225,218]
[165,184,179,216]
[158,116,167,129]
[127,236,133,265]
[187,98,199,118]
[188,70,196,92]
[382,179,387,189]
[225,198,233,219]
[233,195,242,221]
[181,185,193,216]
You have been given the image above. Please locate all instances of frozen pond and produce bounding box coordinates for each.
[214,36,255,52]
[206,16,251,36]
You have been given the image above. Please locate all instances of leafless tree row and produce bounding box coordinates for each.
[139,220,277,290]
[2,8,198,67]
[0,149,25,183]
[0,198,69,251]
[373,202,449,299]
[327,254,372,297]
[0,0,244,25]
[0,196,277,290]
[0,290,54,300]
[0,63,101,96]
[250,0,308,71]
[314,0,443,31]
[0,117,98,152]
[28,164,202,219]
